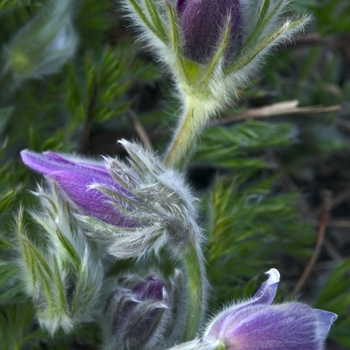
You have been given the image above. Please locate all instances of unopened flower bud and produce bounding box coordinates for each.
[21,140,202,260]
[102,274,173,350]
[177,0,241,64]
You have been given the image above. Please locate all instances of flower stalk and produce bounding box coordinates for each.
[164,96,210,169]
[182,243,207,342]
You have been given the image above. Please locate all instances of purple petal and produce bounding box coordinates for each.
[207,269,280,336]
[21,150,108,176]
[133,276,167,301]
[21,150,135,227]
[176,0,188,15]
[250,268,280,306]
[219,303,334,350]
[48,170,134,227]
[313,309,338,335]
[179,0,241,63]
[43,151,110,174]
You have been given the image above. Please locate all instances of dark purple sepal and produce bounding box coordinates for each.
[177,0,242,63]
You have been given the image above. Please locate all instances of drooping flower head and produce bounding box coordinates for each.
[21,140,202,259]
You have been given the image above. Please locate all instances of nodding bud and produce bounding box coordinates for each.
[21,140,203,260]
[102,274,177,350]
[176,0,241,64]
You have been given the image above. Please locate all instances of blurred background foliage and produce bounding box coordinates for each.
[0,0,350,349]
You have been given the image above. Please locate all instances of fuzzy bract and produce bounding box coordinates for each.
[14,184,103,335]
[102,271,185,350]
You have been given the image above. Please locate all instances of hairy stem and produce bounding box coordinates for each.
[163,96,211,169]
[182,242,207,342]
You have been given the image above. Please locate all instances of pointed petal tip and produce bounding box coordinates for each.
[20,148,32,161]
[314,308,338,335]
[265,268,280,285]
[20,149,51,175]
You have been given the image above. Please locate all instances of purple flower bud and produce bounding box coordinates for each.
[204,269,337,350]
[177,0,241,63]
[20,150,135,227]
[103,274,172,350]
[133,276,165,301]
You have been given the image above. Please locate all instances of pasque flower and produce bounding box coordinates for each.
[22,141,208,342]
[168,269,337,350]
[204,269,337,350]
[21,140,202,259]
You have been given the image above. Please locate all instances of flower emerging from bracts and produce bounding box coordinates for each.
[102,271,186,350]
[123,0,309,111]
[21,140,202,259]
[122,0,310,168]
[168,269,337,350]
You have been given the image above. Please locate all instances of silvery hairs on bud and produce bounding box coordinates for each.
[102,270,187,350]
[77,139,204,260]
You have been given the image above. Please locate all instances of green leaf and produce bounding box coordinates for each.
[206,174,313,304]
[194,121,292,168]
[226,14,308,75]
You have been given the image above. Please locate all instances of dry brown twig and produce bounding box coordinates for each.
[127,109,154,152]
[292,190,332,297]
[216,100,340,125]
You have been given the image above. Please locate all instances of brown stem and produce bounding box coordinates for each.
[292,190,332,296]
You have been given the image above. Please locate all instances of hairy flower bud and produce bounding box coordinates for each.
[177,0,241,64]
[102,272,184,350]
[21,140,202,259]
